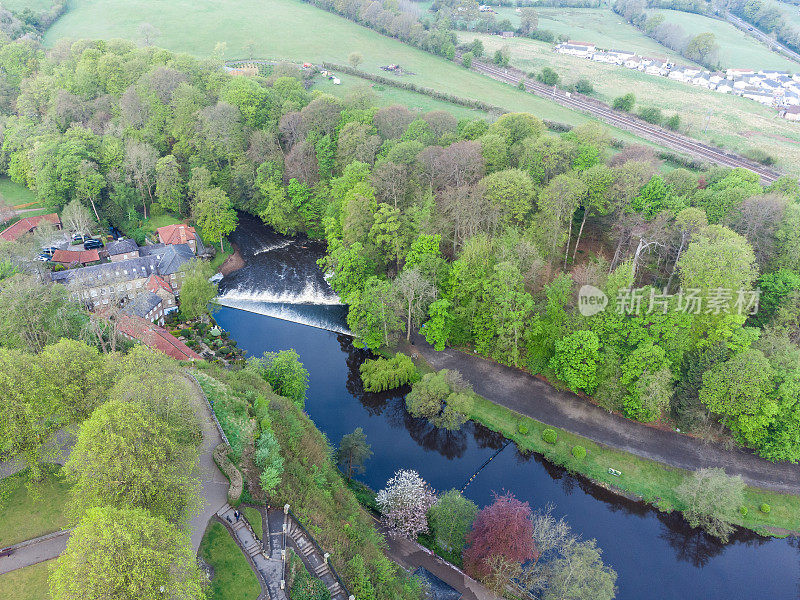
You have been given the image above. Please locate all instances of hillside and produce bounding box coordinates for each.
[458,32,800,176]
[42,0,604,127]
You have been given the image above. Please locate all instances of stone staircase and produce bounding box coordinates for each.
[283,514,348,600]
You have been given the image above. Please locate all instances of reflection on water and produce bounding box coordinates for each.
[212,217,800,600]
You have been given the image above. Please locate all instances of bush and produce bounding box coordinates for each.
[517,422,529,435]
[542,428,558,444]
[638,106,663,124]
[745,148,776,166]
[760,503,771,514]
[574,78,594,94]
[360,353,420,392]
[572,445,587,459]
[665,114,681,130]
[536,67,560,86]
[739,506,748,517]
[461,51,473,68]
[612,93,635,112]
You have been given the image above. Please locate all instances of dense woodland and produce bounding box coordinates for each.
[1,38,799,469]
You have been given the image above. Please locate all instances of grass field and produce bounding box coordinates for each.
[0,466,71,546]
[3,0,52,12]
[0,561,52,600]
[458,32,800,175]
[493,6,690,62]
[649,9,798,70]
[0,177,38,208]
[198,521,261,600]
[776,0,800,28]
[314,73,491,120]
[42,0,631,130]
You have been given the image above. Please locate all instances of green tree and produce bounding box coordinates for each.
[406,370,473,430]
[336,427,373,479]
[39,339,107,422]
[550,330,600,393]
[481,169,535,225]
[536,67,560,86]
[194,186,238,252]
[347,555,376,600]
[347,275,404,349]
[50,506,205,600]
[423,298,455,351]
[348,51,364,68]
[700,349,777,446]
[427,489,478,554]
[178,258,218,320]
[461,51,474,68]
[66,400,199,522]
[675,468,744,541]
[250,349,310,408]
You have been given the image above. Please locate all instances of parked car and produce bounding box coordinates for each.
[40,246,59,256]
[35,253,50,261]
[83,239,103,250]
[72,233,88,243]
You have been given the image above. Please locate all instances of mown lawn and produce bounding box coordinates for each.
[198,521,261,600]
[0,561,52,600]
[458,32,800,176]
[0,466,71,546]
[648,9,798,70]
[0,177,38,208]
[467,394,800,535]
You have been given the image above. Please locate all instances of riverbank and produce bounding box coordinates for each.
[403,340,800,537]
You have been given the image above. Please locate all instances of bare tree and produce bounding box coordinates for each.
[283,140,319,184]
[395,267,436,341]
[729,193,787,269]
[371,161,409,209]
[373,104,414,139]
[278,111,304,150]
[61,198,93,236]
[138,22,160,46]
[123,140,158,219]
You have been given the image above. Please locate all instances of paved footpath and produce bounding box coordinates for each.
[0,530,70,575]
[184,374,230,553]
[411,335,800,495]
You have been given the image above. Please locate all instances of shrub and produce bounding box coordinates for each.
[574,78,594,94]
[638,106,663,124]
[665,114,681,130]
[536,66,560,86]
[572,445,587,459]
[542,428,558,444]
[760,503,771,514]
[739,506,748,517]
[517,422,529,434]
[745,148,776,166]
[461,51,473,68]
[360,353,420,392]
[612,93,635,112]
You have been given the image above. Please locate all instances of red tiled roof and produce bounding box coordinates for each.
[118,315,202,361]
[157,223,197,246]
[146,274,173,294]
[0,213,61,242]
[51,248,100,265]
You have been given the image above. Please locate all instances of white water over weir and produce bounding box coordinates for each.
[214,214,352,335]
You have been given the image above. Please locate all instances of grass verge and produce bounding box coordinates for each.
[0,561,52,600]
[0,465,71,546]
[467,393,800,535]
[242,506,263,538]
[198,521,261,600]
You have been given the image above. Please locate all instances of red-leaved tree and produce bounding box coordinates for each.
[464,492,536,581]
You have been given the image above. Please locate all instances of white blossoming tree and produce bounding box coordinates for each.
[376,469,437,539]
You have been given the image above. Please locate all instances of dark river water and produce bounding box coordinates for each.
[214,214,800,600]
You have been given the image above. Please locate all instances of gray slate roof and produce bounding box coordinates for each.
[106,238,139,256]
[51,255,159,285]
[155,244,194,275]
[124,291,162,318]
[138,243,166,256]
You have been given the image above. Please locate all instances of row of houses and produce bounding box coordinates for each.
[50,225,200,327]
[555,40,800,116]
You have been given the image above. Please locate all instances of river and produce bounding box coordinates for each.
[215,214,799,600]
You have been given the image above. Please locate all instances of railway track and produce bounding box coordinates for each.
[461,54,783,183]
